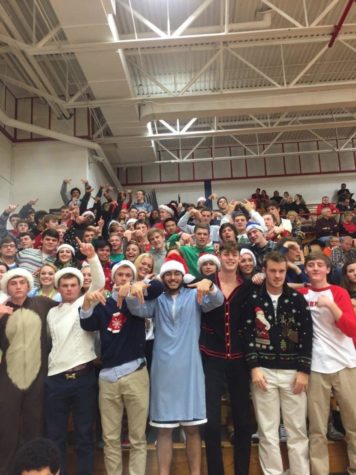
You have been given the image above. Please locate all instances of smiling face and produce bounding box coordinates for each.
[96,245,111,263]
[162,270,183,294]
[39,265,55,288]
[136,256,153,280]
[247,228,265,246]
[239,253,255,276]
[58,248,73,264]
[305,258,330,287]
[125,243,140,262]
[159,209,171,221]
[219,249,239,272]
[108,235,122,252]
[81,266,92,290]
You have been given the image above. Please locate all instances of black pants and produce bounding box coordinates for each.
[203,355,252,475]
[0,370,45,475]
[45,368,97,475]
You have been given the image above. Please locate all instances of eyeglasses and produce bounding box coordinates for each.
[1,243,16,248]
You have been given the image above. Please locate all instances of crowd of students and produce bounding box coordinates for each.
[0,178,356,475]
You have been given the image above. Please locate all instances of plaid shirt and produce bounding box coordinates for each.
[331,246,356,268]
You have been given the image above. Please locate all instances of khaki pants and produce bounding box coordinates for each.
[308,367,356,475]
[251,368,309,475]
[99,367,149,475]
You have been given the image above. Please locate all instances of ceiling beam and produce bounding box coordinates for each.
[96,118,356,144]
[139,84,356,121]
[20,24,356,54]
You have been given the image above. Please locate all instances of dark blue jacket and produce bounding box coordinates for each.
[80,280,163,368]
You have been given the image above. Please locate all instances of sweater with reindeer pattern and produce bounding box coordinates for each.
[242,283,313,374]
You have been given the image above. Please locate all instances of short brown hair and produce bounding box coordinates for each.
[305,252,331,268]
[147,228,164,241]
[219,241,240,254]
[263,251,287,267]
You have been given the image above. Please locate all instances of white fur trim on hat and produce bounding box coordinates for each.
[111,260,137,281]
[126,218,137,227]
[240,248,257,267]
[54,267,84,288]
[1,268,34,293]
[246,222,264,234]
[197,254,221,272]
[108,220,120,229]
[197,196,206,203]
[159,205,174,216]
[82,211,95,218]
[183,273,196,285]
[160,260,185,277]
[57,244,75,255]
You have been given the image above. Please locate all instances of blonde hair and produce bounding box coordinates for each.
[286,211,301,226]
[39,262,58,273]
[134,253,154,277]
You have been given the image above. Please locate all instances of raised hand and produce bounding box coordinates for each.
[241,199,254,212]
[117,282,132,308]
[76,237,95,259]
[130,281,150,305]
[83,289,107,310]
[28,198,39,206]
[187,278,213,304]
[63,178,72,184]
[5,204,18,214]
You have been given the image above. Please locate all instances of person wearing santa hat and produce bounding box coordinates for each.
[125,258,224,475]
[0,267,59,475]
[155,204,176,231]
[80,260,163,475]
[45,240,105,475]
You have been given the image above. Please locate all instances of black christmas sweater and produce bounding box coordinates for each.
[242,283,313,374]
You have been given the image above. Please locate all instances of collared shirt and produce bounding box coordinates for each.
[99,358,145,382]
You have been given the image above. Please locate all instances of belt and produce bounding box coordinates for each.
[62,362,94,380]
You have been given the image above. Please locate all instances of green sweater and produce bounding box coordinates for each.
[180,244,215,276]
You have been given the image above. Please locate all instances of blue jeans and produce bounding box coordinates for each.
[45,368,97,475]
